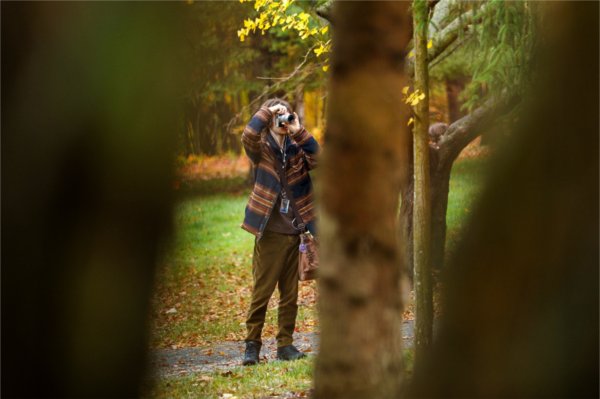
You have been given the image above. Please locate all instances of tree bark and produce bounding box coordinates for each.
[428,160,451,272]
[412,0,433,362]
[314,2,411,398]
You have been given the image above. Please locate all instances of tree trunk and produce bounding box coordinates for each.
[429,159,451,271]
[399,151,414,282]
[314,2,411,398]
[402,91,520,277]
[409,2,599,397]
[2,3,183,396]
[412,0,433,362]
[294,84,305,124]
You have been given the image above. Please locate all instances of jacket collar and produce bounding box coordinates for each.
[266,131,288,158]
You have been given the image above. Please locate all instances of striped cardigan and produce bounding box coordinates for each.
[241,106,319,238]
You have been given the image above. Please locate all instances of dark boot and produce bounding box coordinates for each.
[276,344,306,361]
[242,341,261,366]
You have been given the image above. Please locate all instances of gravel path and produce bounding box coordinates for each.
[151,320,414,378]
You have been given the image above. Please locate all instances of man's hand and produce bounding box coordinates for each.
[268,104,287,116]
[287,112,301,134]
[267,105,301,135]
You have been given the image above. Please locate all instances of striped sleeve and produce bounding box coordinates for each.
[290,127,320,170]
[241,107,272,164]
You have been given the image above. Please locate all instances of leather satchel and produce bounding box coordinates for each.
[272,141,319,281]
[298,231,318,281]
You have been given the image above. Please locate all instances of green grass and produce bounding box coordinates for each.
[146,357,314,399]
[151,190,317,349]
[151,192,255,347]
[177,176,249,197]
[445,157,489,257]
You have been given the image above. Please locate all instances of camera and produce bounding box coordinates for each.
[276,113,295,127]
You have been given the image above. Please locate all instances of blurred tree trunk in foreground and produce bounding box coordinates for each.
[314,2,411,398]
[409,1,599,397]
[2,3,184,397]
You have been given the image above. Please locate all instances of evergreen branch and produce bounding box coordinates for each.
[428,34,471,71]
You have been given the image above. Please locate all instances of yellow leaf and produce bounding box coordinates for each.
[402,86,409,95]
[322,65,329,72]
[407,117,414,126]
[427,39,433,49]
[408,50,415,58]
[320,26,329,34]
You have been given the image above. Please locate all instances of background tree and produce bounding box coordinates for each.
[409,1,598,396]
[314,2,411,398]
[411,0,434,363]
[182,1,258,155]
[401,0,534,277]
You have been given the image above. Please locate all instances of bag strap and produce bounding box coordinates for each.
[271,144,307,233]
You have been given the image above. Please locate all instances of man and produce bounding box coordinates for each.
[240,98,319,365]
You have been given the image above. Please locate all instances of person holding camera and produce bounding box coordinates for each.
[240,98,319,365]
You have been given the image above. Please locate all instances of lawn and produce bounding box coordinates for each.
[147,155,487,398]
[150,191,318,349]
[147,358,314,399]
[445,157,489,260]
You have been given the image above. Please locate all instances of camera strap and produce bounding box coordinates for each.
[271,147,307,233]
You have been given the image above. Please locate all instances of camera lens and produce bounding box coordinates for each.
[277,114,294,127]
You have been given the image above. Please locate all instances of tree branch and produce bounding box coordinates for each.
[316,0,334,24]
[256,44,317,80]
[224,60,321,135]
[436,91,520,168]
[407,1,489,76]
[428,0,456,35]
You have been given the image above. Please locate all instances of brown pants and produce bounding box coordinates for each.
[245,230,300,347]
